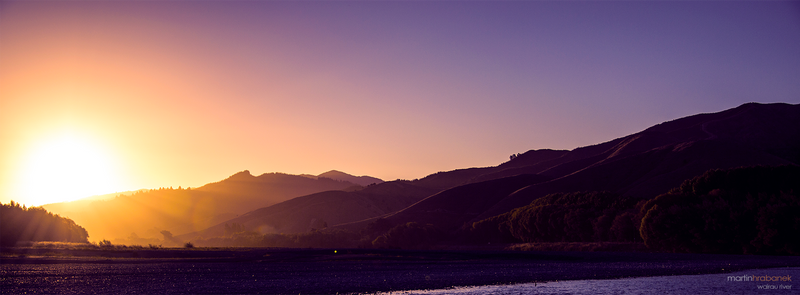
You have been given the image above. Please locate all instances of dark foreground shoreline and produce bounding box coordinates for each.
[3,247,800,294]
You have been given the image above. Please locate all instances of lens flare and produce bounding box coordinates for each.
[15,133,123,206]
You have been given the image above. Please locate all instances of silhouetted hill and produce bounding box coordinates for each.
[410,167,499,191]
[350,102,800,233]
[193,171,359,208]
[467,149,570,183]
[405,149,569,190]
[374,174,555,232]
[180,181,437,239]
[186,167,531,238]
[43,171,361,241]
[317,170,384,186]
[1,201,89,246]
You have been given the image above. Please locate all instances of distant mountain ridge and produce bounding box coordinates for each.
[317,170,384,186]
[180,181,436,239]
[43,170,379,240]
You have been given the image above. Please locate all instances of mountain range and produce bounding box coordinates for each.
[44,102,800,243]
[43,170,381,240]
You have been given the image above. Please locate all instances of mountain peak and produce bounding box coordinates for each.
[318,170,384,186]
[318,170,347,177]
[225,170,255,181]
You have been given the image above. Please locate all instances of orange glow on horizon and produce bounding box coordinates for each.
[4,1,789,209]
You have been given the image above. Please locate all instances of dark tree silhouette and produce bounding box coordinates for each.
[160,230,182,246]
[469,191,642,244]
[1,201,89,247]
[160,230,173,240]
[640,165,800,255]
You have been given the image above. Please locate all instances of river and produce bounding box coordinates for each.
[376,267,798,294]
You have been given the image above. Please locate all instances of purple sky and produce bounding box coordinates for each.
[2,1,800,204]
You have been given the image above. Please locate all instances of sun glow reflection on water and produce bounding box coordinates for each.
[375,267,798,295]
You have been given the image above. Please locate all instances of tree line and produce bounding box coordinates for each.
[466,165,800,255]
[639,165,800,255]
[1,201,89,247]
[467,191,643,244]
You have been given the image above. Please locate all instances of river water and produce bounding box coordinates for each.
[375,267,798,294]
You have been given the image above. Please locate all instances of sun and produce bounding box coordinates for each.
[15,133,124,206]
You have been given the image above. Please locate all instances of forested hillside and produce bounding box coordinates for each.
[1,201,89,247]
[467,165,800,255]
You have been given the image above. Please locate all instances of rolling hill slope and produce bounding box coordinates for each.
[179,181,437,239]
[350,102,800,232]
[43,171,365,240]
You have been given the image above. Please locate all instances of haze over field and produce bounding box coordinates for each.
[2,1,800,207]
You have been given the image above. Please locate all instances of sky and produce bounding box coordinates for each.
[2,1,800,206]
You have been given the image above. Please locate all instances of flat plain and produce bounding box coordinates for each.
[3,248,800,294]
